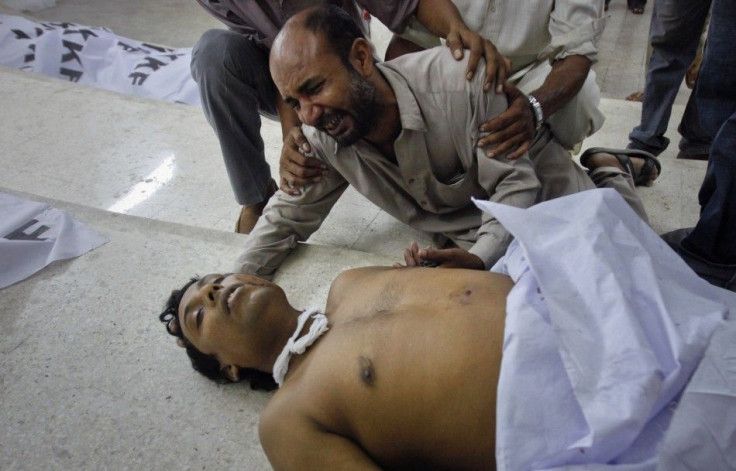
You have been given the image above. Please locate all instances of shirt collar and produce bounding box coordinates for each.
[376,62,427,133]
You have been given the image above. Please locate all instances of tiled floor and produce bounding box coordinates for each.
[0,1,709,470]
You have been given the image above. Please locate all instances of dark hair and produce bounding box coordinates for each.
[159,277,277,391]
[302,4,367,66]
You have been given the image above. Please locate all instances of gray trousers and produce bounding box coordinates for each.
[191,29,280,206]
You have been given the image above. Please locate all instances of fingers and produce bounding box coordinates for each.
[403,241,421,267]
[460,34,483,82]
[506,141,531,160]
[477,93,533,159]
[290,127,311,154]
[445,32,465,61]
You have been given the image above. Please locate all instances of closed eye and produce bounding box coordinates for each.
[196,307,204,328]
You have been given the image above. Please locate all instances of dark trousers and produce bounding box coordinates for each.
[191,30,280,206]
[682,0,736,264]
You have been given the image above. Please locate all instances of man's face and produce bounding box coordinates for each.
[177,273,285,367]
[271,30,378,146]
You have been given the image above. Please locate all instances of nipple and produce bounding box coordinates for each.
[359,355,375,387]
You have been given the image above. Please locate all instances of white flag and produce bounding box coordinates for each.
[0,192,109,289]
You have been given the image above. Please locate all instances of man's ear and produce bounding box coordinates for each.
[221,364,241,383]
[350,38,375,75]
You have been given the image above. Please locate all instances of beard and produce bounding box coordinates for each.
[317,67,379,146]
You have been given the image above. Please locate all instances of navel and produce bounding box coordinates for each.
[358,355,375,387]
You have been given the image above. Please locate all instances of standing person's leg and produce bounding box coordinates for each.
[664,0,736,290]
[682,0,736,266]
[676,87,712,160]
[628,0,711,156]
[681,115,736,264]
[191,30,279,233]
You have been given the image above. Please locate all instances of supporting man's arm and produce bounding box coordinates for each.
[412,0,509,92]
[478,55,592,159]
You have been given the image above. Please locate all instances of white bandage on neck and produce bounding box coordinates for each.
[271,307,329,387]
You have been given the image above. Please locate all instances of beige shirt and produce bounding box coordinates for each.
[235,48,541,278]
[401,0,605,74]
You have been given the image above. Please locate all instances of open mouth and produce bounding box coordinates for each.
[322,112,345,136]
[219,283,244,315]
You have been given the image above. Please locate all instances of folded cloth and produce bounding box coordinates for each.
[474,189,735,470]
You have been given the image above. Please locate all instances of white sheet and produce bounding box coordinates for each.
[474,189,736,471]
[0,191,109,289]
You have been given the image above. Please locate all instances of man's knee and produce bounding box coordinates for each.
[191,29,262,83]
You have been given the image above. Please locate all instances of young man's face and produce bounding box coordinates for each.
[177,274,285,368]
[271,30,378,146]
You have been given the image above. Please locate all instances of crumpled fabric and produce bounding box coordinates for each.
[474,188,735,471]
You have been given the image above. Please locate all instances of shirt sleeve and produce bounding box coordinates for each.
[462,60,541,268]
[232,143,349,279]
[543,0,606,63]
[357,0,420,33]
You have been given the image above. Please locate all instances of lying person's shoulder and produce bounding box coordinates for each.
[381,46,487,94]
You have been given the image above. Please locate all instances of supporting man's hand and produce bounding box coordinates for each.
[279,126,327,195]
[477,82,535,160]
[393,241,485,270]
[445,26,511,94]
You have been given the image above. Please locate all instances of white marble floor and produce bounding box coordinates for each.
[0,2,709,470]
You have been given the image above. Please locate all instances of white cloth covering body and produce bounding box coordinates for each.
[479,189,736,470]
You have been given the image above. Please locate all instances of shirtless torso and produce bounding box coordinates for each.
[259,267,512,470]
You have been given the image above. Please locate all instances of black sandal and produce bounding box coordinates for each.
[580,147,661,187]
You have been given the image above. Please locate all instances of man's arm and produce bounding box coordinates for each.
[260,403,381,471]
[478,0,604,158]
[234,142,349,278]
[412,0,508,92]
[478,55,592,159]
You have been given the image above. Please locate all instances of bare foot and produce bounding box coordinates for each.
[583,152,659,186]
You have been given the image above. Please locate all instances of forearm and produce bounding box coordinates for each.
[414,0,467,38]
[531,55,591,119]
[233,169,348,277]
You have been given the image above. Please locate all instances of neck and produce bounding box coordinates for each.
[261,305,302,374]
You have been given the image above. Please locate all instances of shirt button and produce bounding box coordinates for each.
[408,178,415,184]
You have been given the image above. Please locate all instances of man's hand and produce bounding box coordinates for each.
[393,241,485,270]
[477,82,535,160]
[445,26,511,93]
[279,126,328,195]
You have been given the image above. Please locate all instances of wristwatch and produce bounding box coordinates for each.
[527,94,544,131]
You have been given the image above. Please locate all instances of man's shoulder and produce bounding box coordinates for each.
[380,47,481,95]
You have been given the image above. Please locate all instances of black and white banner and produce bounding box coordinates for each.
[0,13,201,105]
[0,192,109,289]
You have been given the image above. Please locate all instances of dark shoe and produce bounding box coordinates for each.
[676,142,710,161]
[235,179,278,234]
[661,228,736,292]
[580,147,661,187]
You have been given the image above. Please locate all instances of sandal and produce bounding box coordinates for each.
[580,147,661,187]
